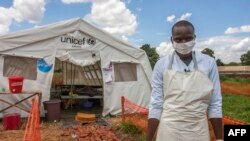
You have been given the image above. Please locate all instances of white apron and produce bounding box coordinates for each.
[156,52,214,141]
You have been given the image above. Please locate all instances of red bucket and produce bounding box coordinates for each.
[3,113,21,130]
[8,76,24,93]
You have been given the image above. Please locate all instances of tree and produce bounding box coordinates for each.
[140,44,159,69]
[216,59,224,66]
[201,48,215,58]
[240,50,250,65]
[226,62,241,66]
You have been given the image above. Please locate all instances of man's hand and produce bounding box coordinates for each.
[146,118,159,141]
[210,118,223,140]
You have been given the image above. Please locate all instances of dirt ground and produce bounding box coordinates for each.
[221,82,250,96]
[1,115,248,141]
[1,89,249,141]
[0,115,138,141]
[0,120,64,141]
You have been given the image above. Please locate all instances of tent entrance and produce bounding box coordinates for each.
[51,58,103,111]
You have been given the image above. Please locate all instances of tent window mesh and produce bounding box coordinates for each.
[114,63,137,82]
[3,56,37,80]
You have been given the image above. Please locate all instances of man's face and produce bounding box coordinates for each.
[171,25,195,43]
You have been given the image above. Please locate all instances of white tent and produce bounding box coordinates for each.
[0,18,152,117]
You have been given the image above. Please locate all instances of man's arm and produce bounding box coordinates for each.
[146,60,164,141]
[208,60,223,140]
[147,118,159,141]
[210,118,223,139]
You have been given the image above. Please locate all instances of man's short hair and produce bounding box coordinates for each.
[172,20,195,34]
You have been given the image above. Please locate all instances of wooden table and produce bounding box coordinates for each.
[0,91,42,114]
[56,85,103,109]
[61,95,103,110]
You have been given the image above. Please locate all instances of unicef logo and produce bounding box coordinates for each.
[87,38,96,45]
[60,36,96,47]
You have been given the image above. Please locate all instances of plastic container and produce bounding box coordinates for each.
[43,100,61,122]
[81,100,93,109]
[8,76,24,93]
[3,112,21,130]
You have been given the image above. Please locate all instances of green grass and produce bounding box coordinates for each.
[223,94,250,123]
[118,121,140,135]
[220,75,250,83]
[118,121,157,141]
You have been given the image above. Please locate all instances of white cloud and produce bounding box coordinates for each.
[166,12,192,23]
[196,36,240,48]
[166,15,175,23]
[13,0,46,23]
[0,8,13,34]
[225,25,250,34]
[0,0,45,34]
[231,37,250,51]
[120,35,144,45]
[156,35,249,63]
[121,35,129,42]
[84,0,138,36]
[34,25,42,28]
[241,25,250,32]
[156,41,173,57]
[196,36,249,63]
[62,0,138,36]
[225,27,240,34]
[177,13,192,21]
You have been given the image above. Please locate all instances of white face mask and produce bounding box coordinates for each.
[173,40,196,55]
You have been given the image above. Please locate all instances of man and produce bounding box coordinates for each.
[146,20,223,141]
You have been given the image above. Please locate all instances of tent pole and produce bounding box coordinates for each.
[97,61,103,84]
[86,65,97,85]
[82,66,92,85]
[92,65,101,85]
[70,63,73,92]
[79,66,86,84]
[65,62,67,85]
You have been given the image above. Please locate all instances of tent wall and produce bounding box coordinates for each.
[100,45,151,116]
[0,38,56,117]
[0,18,152,117]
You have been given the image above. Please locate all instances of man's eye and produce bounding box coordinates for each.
[186,37,194,41]
[174,39,181,43]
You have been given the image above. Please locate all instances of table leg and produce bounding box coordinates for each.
[0,99,30,113]
[0,93,37,113]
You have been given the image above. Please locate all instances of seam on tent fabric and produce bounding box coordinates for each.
[0,35,66,53]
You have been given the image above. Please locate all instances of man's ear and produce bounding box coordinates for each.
[194,34,196,39]
[171,36,173,43]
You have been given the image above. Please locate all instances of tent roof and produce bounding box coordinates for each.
[0,18,145,59]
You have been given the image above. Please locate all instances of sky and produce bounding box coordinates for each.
[0,0,250,63]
